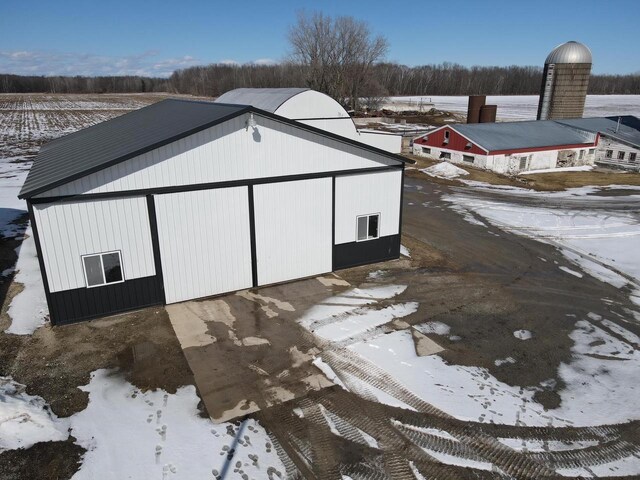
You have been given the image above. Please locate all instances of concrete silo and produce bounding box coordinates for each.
[537,41,592,120]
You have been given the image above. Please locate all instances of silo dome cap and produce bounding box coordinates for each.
[545,41,592,64]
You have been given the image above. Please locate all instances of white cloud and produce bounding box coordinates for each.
[0,50,200,78]
[252,58,278,66]
[218,59,240,66]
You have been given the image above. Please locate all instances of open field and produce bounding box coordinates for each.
[1,94,640,479]
[0,93,200,158]
[383,95,640,121]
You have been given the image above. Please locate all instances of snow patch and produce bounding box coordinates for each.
[513,330,532,340]
[494,357,516,367]
[313,302,419,342]
[414,321,451,336]
[0,376,69,452]
[69,369,285,480]
[5,228,49,335]
[559,266,583,278]
[421,162,469,179]
[520,165,593,175]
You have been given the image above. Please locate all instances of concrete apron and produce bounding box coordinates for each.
[166,274,352,423]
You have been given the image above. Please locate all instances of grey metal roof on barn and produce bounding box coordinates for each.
[545,41,592,64]
[19,100,249,198]
[215,88,309,113]
[20,97,407,199]
[556,116,640,148]
[452,120,595,152]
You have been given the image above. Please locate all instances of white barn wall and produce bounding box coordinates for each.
[37,114,398,198]
[595,137,640,170]
[334,170,401,245]
[154,187,253,304]
[254,178,332,285]
[412,144,594,174]
[32,197,155,292]
[357,131,403,153]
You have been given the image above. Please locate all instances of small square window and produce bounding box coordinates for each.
[82,251,124,288]
[422,147,431,154]
[519,157,527,170]
[440,151,451,160]
[618,151,625,160]
[579,150,584,160]
[588,149,595,155]
[463,155,474,163]
[605,150,613,159]
[356,214,380,242]
[630,152,637,162]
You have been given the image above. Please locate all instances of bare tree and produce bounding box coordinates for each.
[288,12,388,110]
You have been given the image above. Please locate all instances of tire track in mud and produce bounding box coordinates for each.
[525,440,640,470]
[298,398,342,479]
[317,348,636,478]
[256,347,638,479]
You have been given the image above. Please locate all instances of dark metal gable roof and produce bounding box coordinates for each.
[19,99,249,199]
[20,98,407,199]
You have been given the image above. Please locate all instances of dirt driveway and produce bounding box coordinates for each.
[157,175,640,479]
[2,172,639,479]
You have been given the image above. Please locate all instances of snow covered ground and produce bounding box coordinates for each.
[385,95,640,121]
[0,157,48,335]
[445,184,640,305]
[294,183,640,476]
[0,371,286,479]
[70,370,285,480]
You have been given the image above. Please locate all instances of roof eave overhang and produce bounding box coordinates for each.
[488,141,597,156]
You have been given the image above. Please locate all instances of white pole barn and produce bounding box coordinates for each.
[19,97,407,324]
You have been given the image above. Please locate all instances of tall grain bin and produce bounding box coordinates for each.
[537,41,592,120]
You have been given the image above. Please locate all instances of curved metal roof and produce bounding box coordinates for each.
[545,41,592,64]
[215,88,309,113]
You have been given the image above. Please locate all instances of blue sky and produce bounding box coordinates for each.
[1,0,638,77]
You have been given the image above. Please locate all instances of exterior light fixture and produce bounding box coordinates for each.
[247,113,257,129]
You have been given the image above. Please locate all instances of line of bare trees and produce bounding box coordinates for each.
[0,74,169,94]
[2,11,639,102]
[3,65,639,98]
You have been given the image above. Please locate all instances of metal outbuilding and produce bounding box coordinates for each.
[216,88,402,153]
[20,98,408,324]
[412,119,598,174]
[413,115,640,173]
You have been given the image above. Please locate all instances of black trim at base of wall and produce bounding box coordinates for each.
[49,276,163,326]
[333,234,401,270]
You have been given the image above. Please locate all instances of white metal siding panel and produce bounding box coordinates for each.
[254,178,332,286]
[154,187,253,304]
[357,131,403,154]
[37,114,398,197]
[335,171,402,245]
[32,197,155,292]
